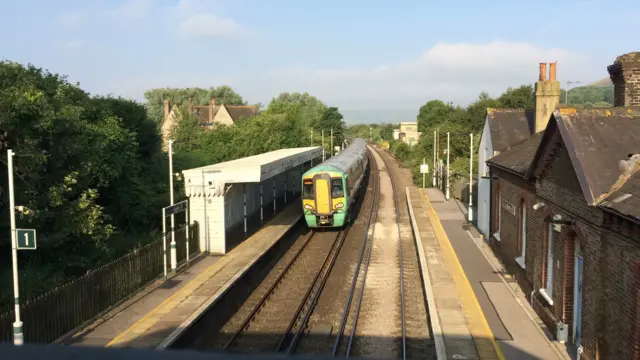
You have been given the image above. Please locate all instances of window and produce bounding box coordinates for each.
[331,178,344,198]
[303,180,314,199]
[516,201,527,268]
[541,222,555,305]
[493,185,501,241]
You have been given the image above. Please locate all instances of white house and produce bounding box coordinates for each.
[476,62,560,240]
[476,109,534,238]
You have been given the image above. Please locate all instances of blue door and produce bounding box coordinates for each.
[574,255,584,348]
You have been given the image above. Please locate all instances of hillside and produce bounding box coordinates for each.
[588,77,613,87]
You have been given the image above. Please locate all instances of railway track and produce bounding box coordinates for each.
[330,150,381,357]
[217,228,346,353]
[377,146,434,359]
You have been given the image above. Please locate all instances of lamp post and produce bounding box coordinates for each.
[168,140,177,273]
[446,132,450,201]
[469,133,474,222]
[7,149,22,346]
[565,80,581,105]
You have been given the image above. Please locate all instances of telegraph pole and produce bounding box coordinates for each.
[330,129,333,159]
[446,132,450,201]
[8,149,23,345]
[322,130,325,162]
[469,133,474,222]
[432,130,436,187]
[168,140,177,273]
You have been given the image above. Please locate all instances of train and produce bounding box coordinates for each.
[301,138,370,228]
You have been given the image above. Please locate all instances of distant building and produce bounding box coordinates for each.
[485,52,640,360]
[161,97,258,151]
[396,121,421,145]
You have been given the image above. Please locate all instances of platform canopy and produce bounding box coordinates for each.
[182,146,322,197]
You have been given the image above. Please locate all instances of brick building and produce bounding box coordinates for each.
[476,62,560,239]
[486,52,640,360]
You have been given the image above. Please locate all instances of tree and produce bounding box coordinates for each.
[268,92,328,129]
[497,85,534,109]
[315,107,346,143]
[416,100,454,132]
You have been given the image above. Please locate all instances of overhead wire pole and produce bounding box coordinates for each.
[330,128,333,158]
[322,130,325,162]
[168,140,177,274]
[446,132,450,201]
[469,133,474,222]
[432,130,436,187]
[7,149,23,346]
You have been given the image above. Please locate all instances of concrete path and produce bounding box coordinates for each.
[424,188,570,360]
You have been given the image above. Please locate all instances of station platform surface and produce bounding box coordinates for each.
[68,202,302,350]
[411,187,571,360]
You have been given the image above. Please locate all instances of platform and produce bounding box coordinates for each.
[68,202,302,350]
[408,186,571,360]
[182,146,321,255]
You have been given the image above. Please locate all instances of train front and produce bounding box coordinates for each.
[301,169,347,228]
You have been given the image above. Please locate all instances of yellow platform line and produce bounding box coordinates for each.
[420,190,506,360]
[105,254,235,347]
[106,205,301,348]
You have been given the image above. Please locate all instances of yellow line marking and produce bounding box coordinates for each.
[106,205,301,348]
[105,256,232,347]
[420,189,506,360]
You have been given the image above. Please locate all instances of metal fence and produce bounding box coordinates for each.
[0,222,201,344]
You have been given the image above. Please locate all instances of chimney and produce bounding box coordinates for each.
[534,62,561,133]
[188,97,193,112]
[209,97,216,123]
[607,52,640,107]
[539,63,547,81]
[163,99,169,123]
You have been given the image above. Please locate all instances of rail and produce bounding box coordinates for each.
[331,151,380,357]
[375,146,407,360]
[222,230,317,350]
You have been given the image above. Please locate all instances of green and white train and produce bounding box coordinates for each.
[301,138,369,228]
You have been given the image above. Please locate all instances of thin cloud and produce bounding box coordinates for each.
[179,13,251,39]
[111,0,153,21]
[57,12,86,28]
[259,40,596,109]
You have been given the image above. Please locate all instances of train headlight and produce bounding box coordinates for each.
[335,202,344,209]
[304,204,314,211]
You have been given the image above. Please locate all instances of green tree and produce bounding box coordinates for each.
[498,85,535,109]
[416,100,454,132]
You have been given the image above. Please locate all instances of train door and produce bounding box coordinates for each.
[313,174,332,214]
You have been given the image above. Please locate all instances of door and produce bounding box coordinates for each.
[573,255,584,348]
[314,178,331,214]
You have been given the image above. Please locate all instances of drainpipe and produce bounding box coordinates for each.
[531,289,536,305]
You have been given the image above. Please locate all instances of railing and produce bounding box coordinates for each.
[0,222,201,344]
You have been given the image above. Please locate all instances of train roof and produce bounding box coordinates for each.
[310,138,368,174]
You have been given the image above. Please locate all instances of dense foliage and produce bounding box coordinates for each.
[0,61,346,310]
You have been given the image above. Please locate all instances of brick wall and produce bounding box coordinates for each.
[607,52,640,107]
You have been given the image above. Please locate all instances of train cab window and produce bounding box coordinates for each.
[303,180,314,199]
[331,178,344,198]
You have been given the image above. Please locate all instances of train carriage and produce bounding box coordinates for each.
[301,138,369,228]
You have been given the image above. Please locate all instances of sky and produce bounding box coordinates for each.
[0,0,638,124]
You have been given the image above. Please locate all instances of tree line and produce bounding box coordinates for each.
[0,61,346,310]
[354,82,614,185]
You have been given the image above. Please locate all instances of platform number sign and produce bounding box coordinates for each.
[16,229,37,250]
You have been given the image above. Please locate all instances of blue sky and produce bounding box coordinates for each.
[1,0,638,124]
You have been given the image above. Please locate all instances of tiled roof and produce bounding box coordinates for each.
[226,106,257,121]
[486,108,535,152]
[551,107,640,206]
[486,132,544,175]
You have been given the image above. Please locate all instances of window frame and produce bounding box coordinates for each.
[540,222,555,305]
[515,200,527,269]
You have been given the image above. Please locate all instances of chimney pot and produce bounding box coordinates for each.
[549,62,557,81]
[539,63,547,81]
